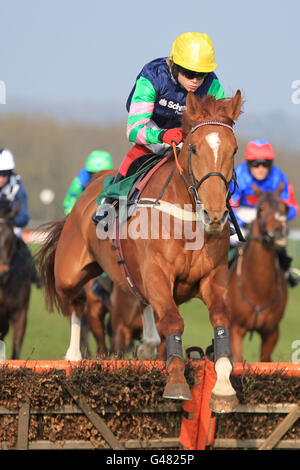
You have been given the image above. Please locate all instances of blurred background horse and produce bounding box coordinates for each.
[0,199,32,359]
[229,184,288,361]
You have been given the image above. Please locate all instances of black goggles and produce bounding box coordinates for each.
[248,159,272,169]
[177,65,208,80]
[0,170,11,177]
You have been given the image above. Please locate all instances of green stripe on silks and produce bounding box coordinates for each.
[96,156,164,205]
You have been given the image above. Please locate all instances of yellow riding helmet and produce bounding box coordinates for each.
[170,32,217,73]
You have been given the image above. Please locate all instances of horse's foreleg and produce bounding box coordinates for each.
[230,324,246,362]
[11,301,29,360]
[65,312,82,361]
[80,314,91,358]
[260,328,279,362]
[87,302,108,357]
[143,269,192,401]
[198,267,238,413]
[137,305,161,360]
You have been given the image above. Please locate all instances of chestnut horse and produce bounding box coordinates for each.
[0,199,32,359]
[229,183,288,362]
[38,91,242,413]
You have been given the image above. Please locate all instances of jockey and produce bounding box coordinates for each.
[93,31,226,224]
[63,150,113,215]
[0,148,41,287]
[229,139,300,287]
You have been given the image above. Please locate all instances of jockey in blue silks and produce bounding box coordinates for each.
[229,139,300,287]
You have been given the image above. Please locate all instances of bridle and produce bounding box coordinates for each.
[172,120,244,241]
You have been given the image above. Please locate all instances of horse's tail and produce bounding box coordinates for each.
[36,219,68,314]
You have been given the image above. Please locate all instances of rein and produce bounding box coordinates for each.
[172,120,245,241]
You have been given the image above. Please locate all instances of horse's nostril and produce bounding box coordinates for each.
[203,210,211,224]
[221,210,229,224]
[203,210,228,225]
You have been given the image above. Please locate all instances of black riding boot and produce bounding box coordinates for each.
[277,246,300,288]
[92,172,124,226]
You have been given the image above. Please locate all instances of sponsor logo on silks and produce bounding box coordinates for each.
[175,335,181,342]
[159,98,186,114]
[159,98,168,107]
[217,328,225,337]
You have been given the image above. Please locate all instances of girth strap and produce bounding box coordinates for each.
[113,215,147,304]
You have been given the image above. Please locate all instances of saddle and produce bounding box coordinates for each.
[96,149,174,221]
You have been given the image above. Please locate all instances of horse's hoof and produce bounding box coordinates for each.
[163,382,192,401]
[209,392,239,413]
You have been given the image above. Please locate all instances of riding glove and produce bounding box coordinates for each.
[159,128,183,146]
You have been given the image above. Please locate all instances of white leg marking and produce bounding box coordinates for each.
[65,312,82,361]
[212,357,236,397]
[137,305,161,360]
[205,132,220,165]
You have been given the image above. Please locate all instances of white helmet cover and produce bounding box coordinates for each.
[0,149,15,171]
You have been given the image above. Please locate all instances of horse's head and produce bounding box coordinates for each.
[182,91,242,233]
[0,198,20,277]
[254,182,288,247]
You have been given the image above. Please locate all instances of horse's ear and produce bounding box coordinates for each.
[277,181,284,195]
[252,183,262,196]
[186,92,200,120]
[228,90,242,121]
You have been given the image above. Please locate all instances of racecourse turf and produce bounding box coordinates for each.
[3,241,300,363]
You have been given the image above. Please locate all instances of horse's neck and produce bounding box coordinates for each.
[164,164,194,206]
[243,221,278,287]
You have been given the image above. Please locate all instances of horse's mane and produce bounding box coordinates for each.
[182,95,237,137]
[0,197,12,217]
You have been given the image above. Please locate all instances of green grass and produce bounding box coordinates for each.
[3,242,300,363]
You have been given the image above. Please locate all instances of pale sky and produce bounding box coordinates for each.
[1,0,300,118]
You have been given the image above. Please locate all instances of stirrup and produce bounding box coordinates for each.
[92,199,118,227]
[92,198,113,225]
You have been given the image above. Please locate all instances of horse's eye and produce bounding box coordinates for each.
[191,145,197,154]
[233,147,238,158]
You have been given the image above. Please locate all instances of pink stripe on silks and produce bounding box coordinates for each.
[129,101,154,115]
[136,126,147,145]
[126,118,149,139]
